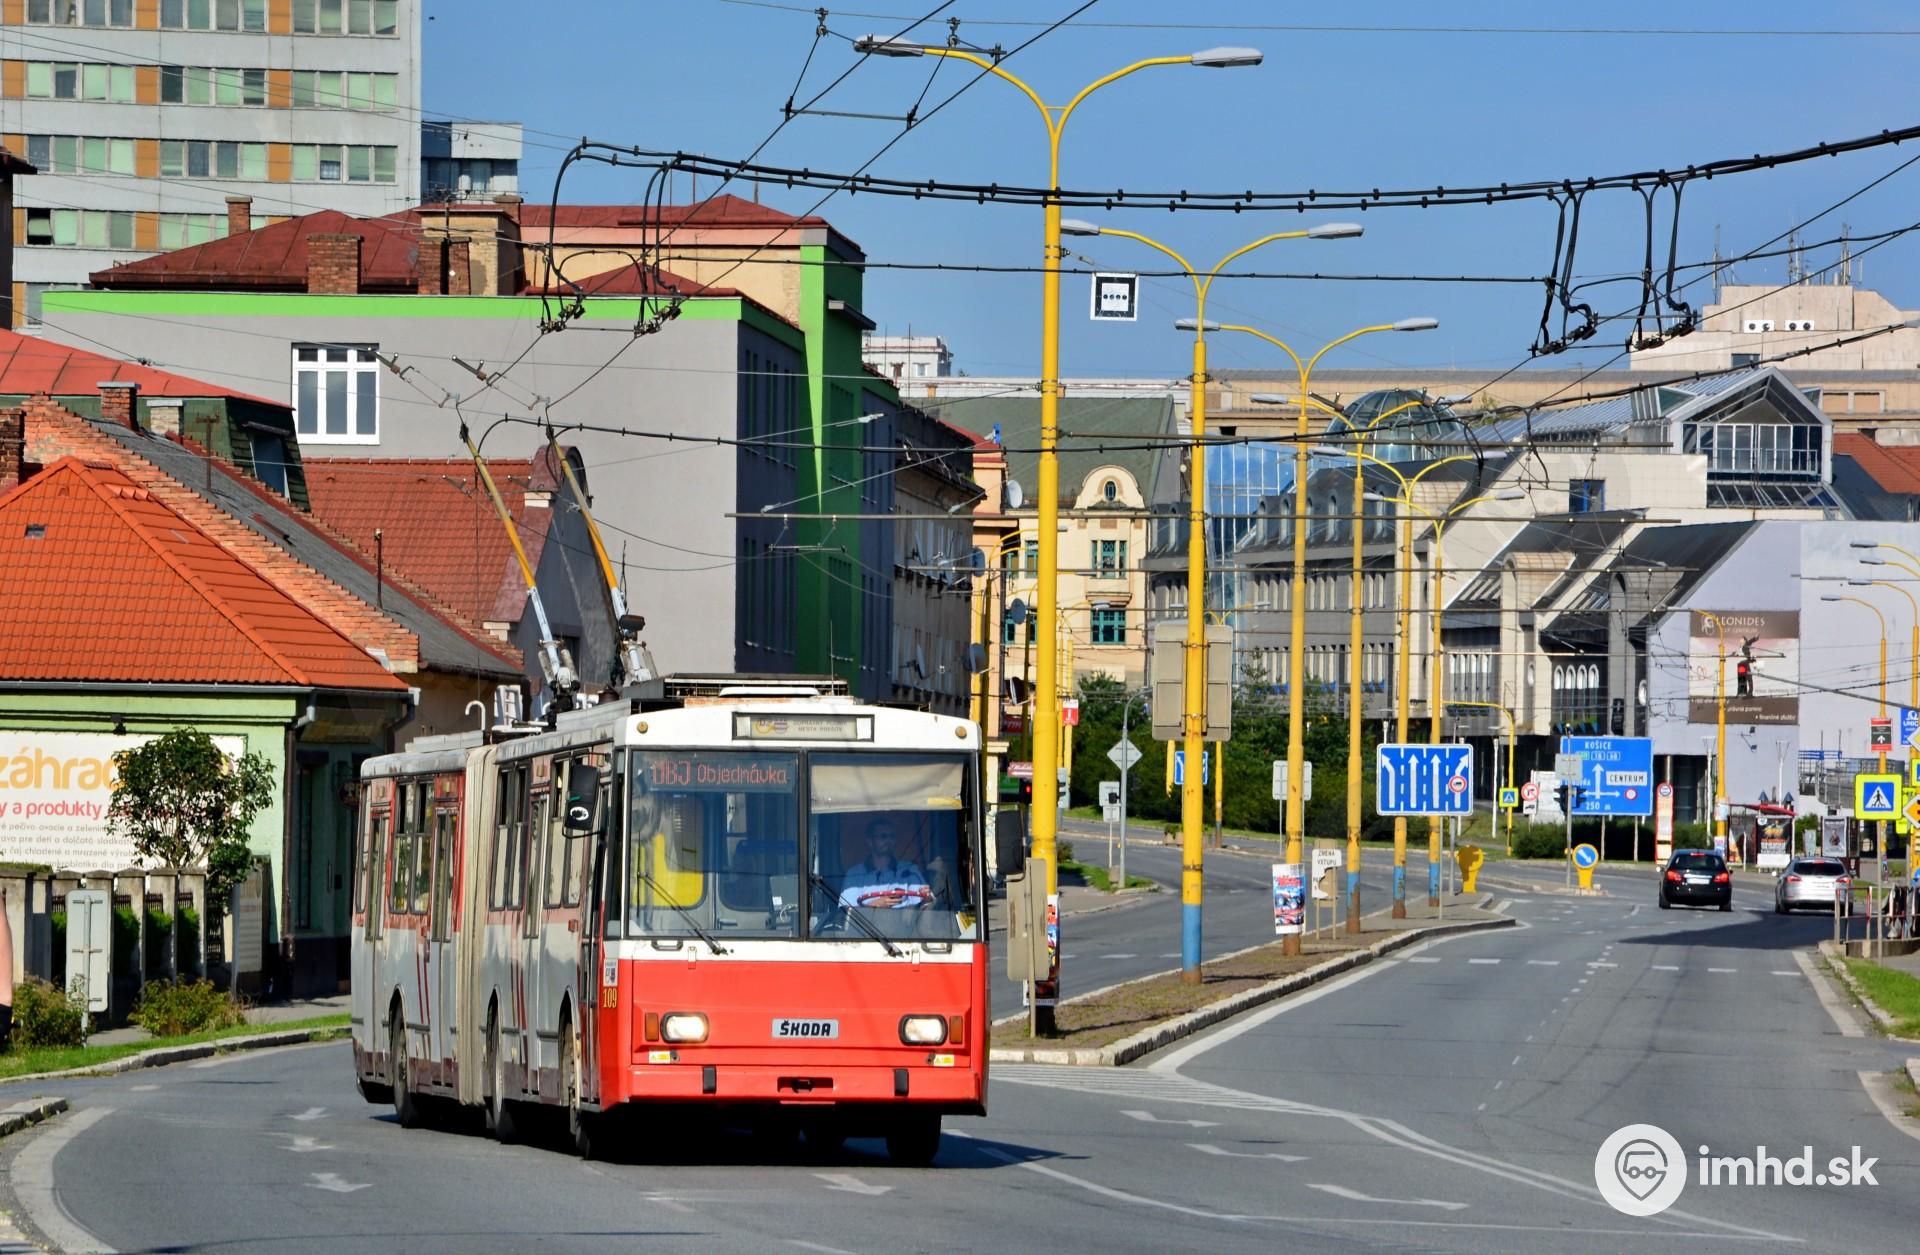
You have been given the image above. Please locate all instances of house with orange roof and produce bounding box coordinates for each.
[37,193,966,706]
[0,341,529,995]
[0,453,411,996]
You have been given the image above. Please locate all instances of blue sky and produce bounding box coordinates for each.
[425,0,1920,384]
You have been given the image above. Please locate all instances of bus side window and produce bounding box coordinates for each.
[361,802,385,940]
[492,766,523,910]
[389,782,413,915]
[410,792,433,915]
[544,773,567,909]
[526,792,547,937]
[430,809,455,940]
[511,763,530,908]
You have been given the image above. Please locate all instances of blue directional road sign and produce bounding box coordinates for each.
[1559,736,1654,817]
[1903,707,1920,751]
[1375,743,1474,817]
[1173,749,1210,787]
[1572,843,1600,869]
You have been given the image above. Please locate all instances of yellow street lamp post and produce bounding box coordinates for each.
[1853,542,1920,713]
[1698,610,1729,847]
[1367,488,1527,904]
[855,35,1263,1025]
[1251,395,1467,924]
[1211,319,1438,951]
[1067,223,1366,974]
[1823,594,1889,772]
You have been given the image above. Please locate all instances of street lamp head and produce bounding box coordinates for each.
[1819,594,1844,602]
[1849,540,1882,550]
[1306,222,1364,239]
[1859,556,1888,565]
[1393,317,1440,332]
[1248,393,1292,405]
[1175,317,1222,332]
[1492,489,1527,501]
[1847,577,1874,586]
[1189,46,1263,67]
[1059,218,1103,237]
[853,35,925,57]
[1435,393,1475,407]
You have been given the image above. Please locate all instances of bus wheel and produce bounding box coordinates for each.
[561,1026,600,1159]
[483,1011,519,1144]
[885,1113,941,1167]
[389,1015,424,1129]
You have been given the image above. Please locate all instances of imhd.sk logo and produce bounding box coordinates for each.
[1595,1123,1687,1216]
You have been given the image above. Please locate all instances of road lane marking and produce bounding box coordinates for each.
[1123,1109,1219,1128]
[1587,962,1618,968]
[1188,1142,1307,1162]
[1708,967,1737,973]
[790,1243,862,1255]
[957,1135,1249,1223]
[1526,960,1559,966]
[1308,1182,1466,1211]
[814,1173,890,1196]
[1652,964,1680,971]
[1771,970,1797,976]
[13,1106,115,1254]
[289,1106,327,1122]
[1468,958,1501,965]
[1510,1056,1522,1067]
[1407,957,1442,964]
[1796,949,1864,1038]
[308,1173,370,1194]
[283,1135,331,1153]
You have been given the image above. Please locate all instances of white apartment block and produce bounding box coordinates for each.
[2,0,422,322]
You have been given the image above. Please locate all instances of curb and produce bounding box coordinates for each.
[0,1096,67,1138]
[1818,941,1905,1035]
[990,910,1517,1066]
[0,1026,346,1086]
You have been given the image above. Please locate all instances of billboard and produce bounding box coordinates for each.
[1688,610,1799,726]
[0,730,246,869]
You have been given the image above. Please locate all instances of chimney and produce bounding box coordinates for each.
[307,232,363,295]
[492,191,522,223]
[147,398,183,439]
[417,234,448,295]
[225,194,252,238]
[447,239,472,294]
[99,381,139,430]
[0,407,24,494]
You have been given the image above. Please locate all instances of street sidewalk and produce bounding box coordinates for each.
[89,993,350,1047]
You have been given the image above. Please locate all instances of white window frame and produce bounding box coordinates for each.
[293,343,382,444]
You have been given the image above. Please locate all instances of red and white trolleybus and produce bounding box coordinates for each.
[350,677,987,1163]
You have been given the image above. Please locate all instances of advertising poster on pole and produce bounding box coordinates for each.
[1272,863,1305,936]
[1654,781,1675,862]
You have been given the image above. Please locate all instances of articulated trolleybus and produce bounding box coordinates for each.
[350,677,986,1163]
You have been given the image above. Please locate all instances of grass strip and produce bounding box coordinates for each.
[1841,958,1920,1038]
[1010,934,1369,1052]
[0,1013,350,1080]
[1058,857,1155,893]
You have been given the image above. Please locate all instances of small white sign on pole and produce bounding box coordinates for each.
[1310,847,1342,901]
[65,888,111,1014]
[1090,272,1140,321]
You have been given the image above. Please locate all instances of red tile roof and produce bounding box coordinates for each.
[0,457,407,692]
[517,194,825,231]
[525,265,740,299]
[1835,434,1920,496]
[89,210,425,291]
[305,455,559,628]
[0,328,282,407]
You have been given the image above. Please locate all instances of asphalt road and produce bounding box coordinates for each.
[5,874,1914,1254]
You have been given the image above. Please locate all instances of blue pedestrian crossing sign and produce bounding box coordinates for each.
[1572,843,1600,869]
[1498,786,1519,810]
[1173,749,1210,787]
[1855,772,1902,819]
[1375,743,1474,817]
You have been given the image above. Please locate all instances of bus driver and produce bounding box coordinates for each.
[838,817,933,910]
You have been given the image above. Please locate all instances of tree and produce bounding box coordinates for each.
[107,729,275,906]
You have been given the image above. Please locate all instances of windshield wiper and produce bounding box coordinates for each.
[634,867,728,955]
[810,872,902,957]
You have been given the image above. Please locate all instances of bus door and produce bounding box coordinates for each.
[428,786,459,1084]
[523,759,551,1096]
[552,758,607,1104]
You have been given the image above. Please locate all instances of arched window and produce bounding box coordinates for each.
[1102,478,1119,503]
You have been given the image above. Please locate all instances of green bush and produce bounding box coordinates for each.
[176,907,202,979]
[130,978,247,1038]
[10,976,89,1049]
[49,909,66,989]
[112,904,140,975]
[1057,839,1074,864]
[145,909,174,978]
[1512,825,1571,859]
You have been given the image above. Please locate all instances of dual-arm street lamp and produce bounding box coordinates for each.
[1062,221,1364,975]
[854,34,1264,1026]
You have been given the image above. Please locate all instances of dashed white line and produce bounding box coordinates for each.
[1526,959,1559,966]
[1587,962,1618,968]
[1652,964,1680,971]
[1708,967,1737,974]
[1468,958,1501,965]
[1407,957,1442,965]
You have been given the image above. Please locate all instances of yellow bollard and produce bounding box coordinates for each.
[1573,842,1599,891]
[1457,844,1484,894]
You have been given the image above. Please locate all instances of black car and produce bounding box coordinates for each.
[1660,850,1732,910]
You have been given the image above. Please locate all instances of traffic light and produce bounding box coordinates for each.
[1735,658,1753,699]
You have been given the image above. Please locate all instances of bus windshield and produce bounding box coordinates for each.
[626,751,802,939]
[809,753,980,942]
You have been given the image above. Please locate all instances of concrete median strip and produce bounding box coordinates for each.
[990,908,1517,1067]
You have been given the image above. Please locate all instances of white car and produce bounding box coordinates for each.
[1774,858,1850,913]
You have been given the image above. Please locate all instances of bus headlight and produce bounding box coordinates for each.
[660,1012,709,1044]
[900,1015,947,1046]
